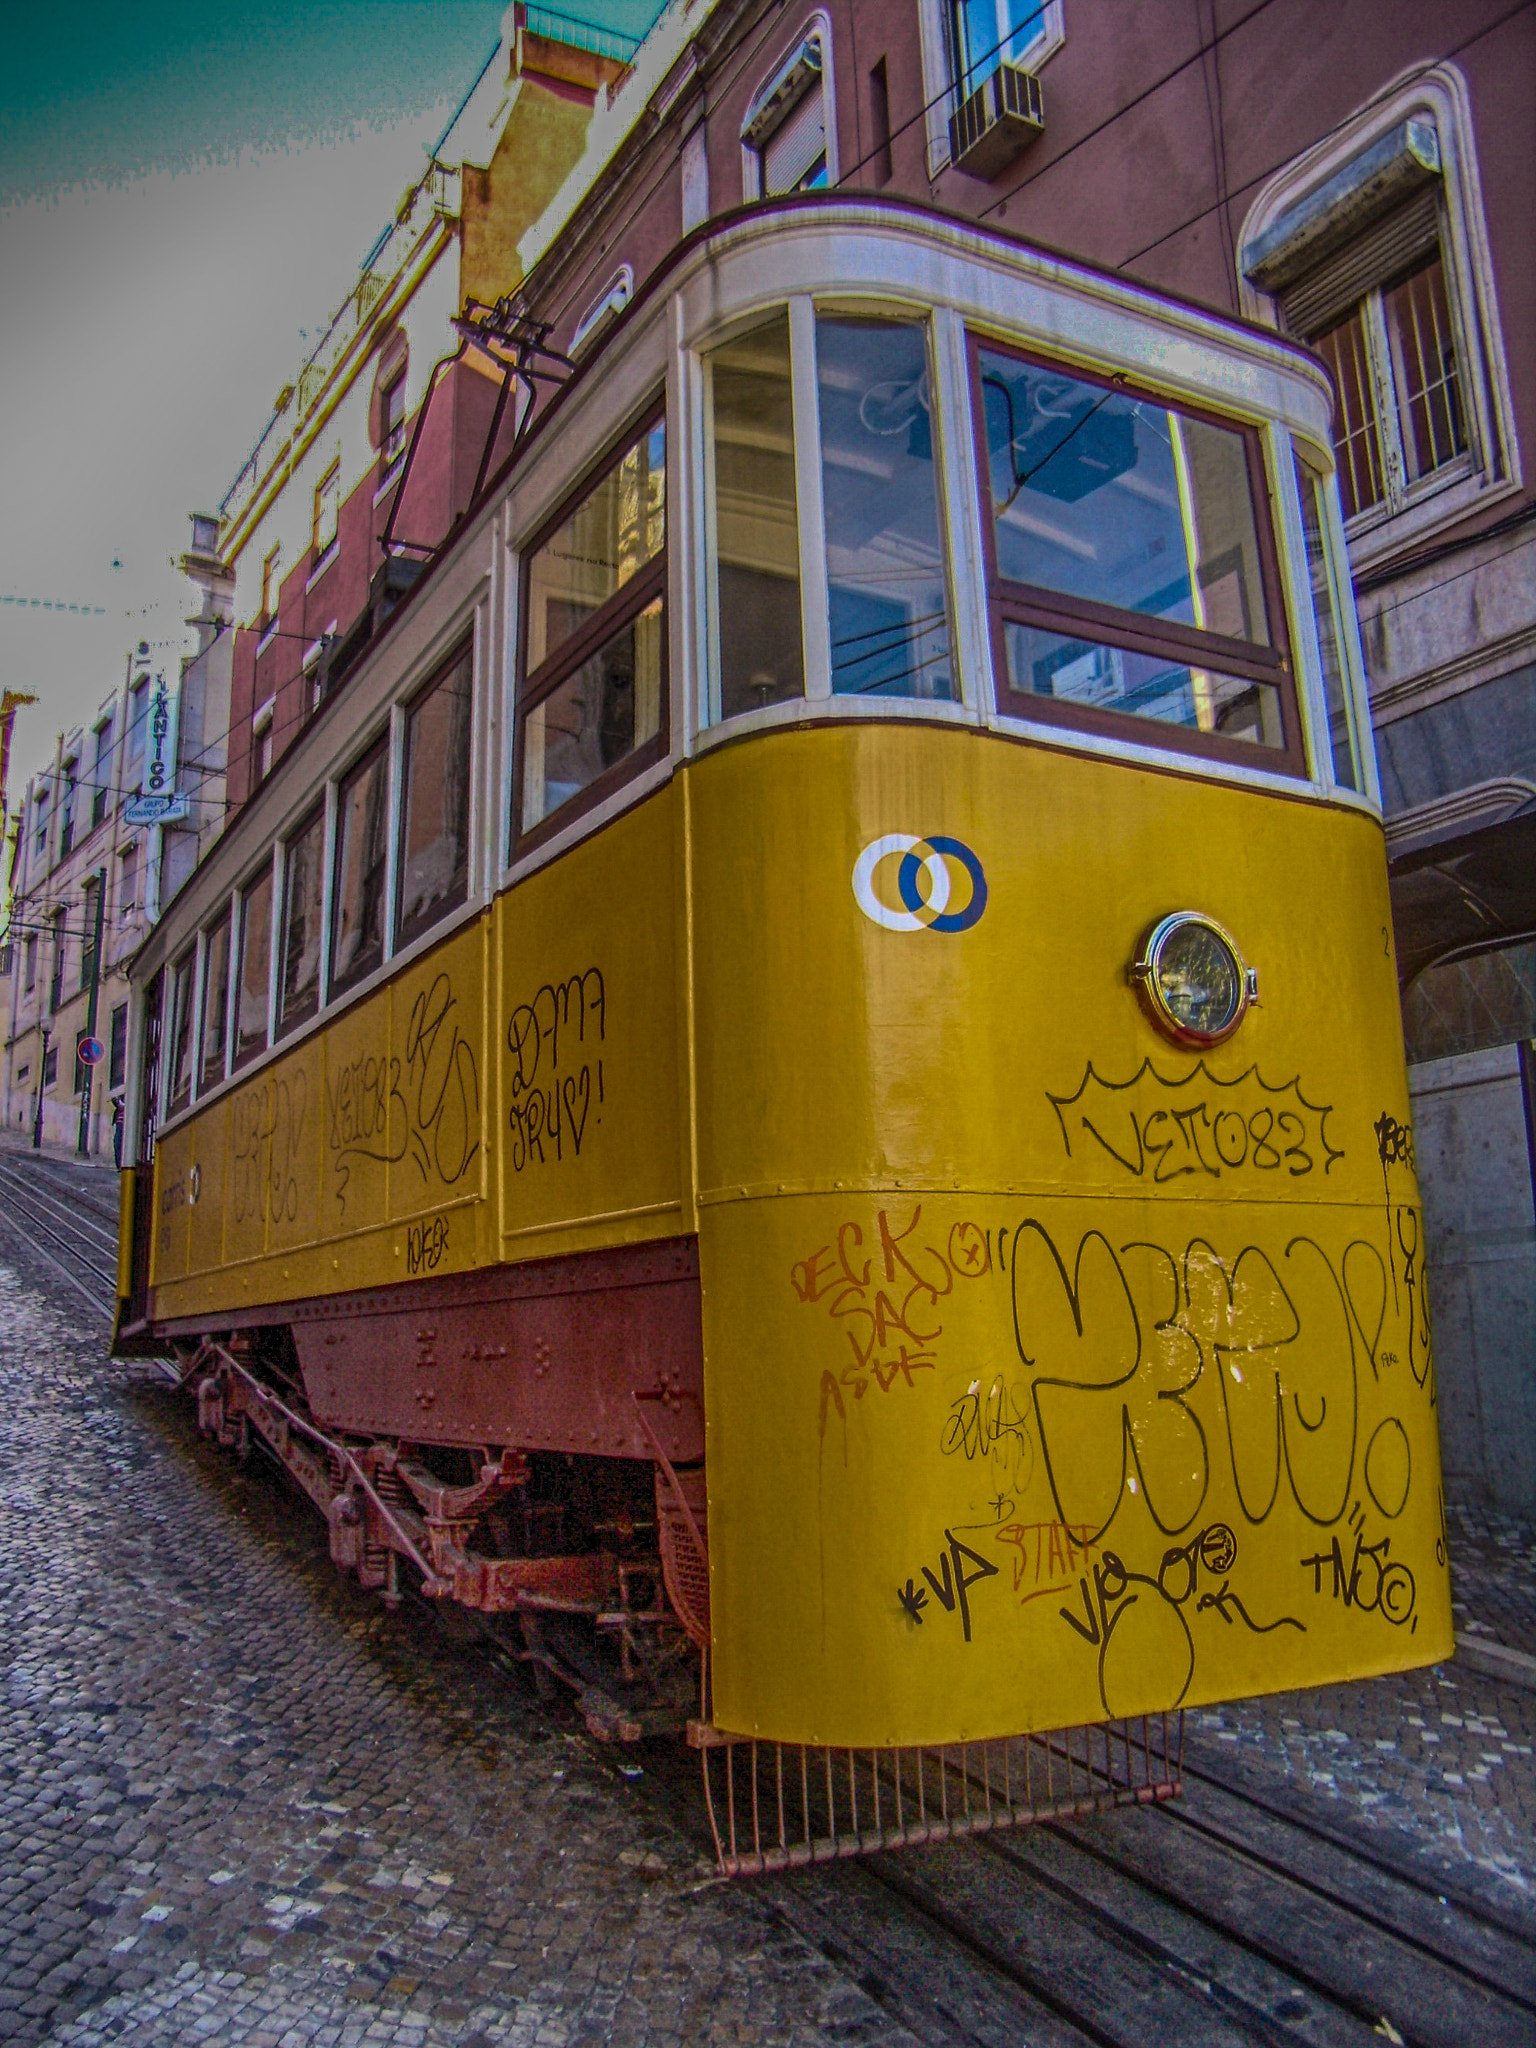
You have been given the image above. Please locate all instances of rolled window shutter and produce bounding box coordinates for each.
[763,83,826,195]
[1280,187,1441,338]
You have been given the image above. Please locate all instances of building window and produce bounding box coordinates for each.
[397,644,472,952]
[167,948,196,1114]
[261,544,283,620]
[32,795,48,858]
[1264,182,1468,523]
[109,1003,128,1091]
[49,910,65,1013]
[43,1044,57,1091]
[59,764,77,856]
[80,876,101,991]
[974,339,1300,769]
[125,677,149,770]
[743,28,834,198]
[312,463,340,566]
[1239,76,1518,556]
[516,413,666,848]
[92,718,114,827]
[330,739,389,996]
[917,0,1061,173]
[23,934,36,991]
[119,842,139,923]
[200,911,232,1093]
[234,868,273,1069]
[252,695,276,788]
[278,804,325,1036]
[381,373,407,476]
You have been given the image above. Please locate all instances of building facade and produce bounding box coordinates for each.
[218,4,629,820]
[3,516,233,1155]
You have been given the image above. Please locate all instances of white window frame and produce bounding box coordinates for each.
[741,15,838,201]
[1237,63,1520,573]
[916,0,1064,179]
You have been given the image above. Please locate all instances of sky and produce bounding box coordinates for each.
[0,0,661,798]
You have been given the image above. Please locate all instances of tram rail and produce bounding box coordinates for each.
[0,1153,119,1322]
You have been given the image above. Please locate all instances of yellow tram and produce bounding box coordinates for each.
[118,200,1450,1869]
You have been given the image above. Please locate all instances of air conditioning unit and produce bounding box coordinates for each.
[948,63,1044,179]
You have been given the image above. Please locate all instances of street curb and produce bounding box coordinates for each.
[1455,1633,1536,1690]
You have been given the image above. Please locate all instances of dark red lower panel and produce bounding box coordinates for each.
[164,1238,704,1464]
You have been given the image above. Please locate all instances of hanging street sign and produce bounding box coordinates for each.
[124,792,189,826]
[138,671,182,809]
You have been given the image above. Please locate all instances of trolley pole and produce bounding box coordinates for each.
[77,866,106,1158]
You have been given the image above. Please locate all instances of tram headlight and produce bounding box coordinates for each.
[1130,912,1257,1048]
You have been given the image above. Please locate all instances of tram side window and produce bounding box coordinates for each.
[278,804,325,1036]
[516,414,666,847]
[234,867,273,1070]
[199,912,231,1093]
[331,740,389,996]
[397,644,472,950]
[166,948,196,1115]
[818,319,954,700]
[1292,451,1360,793]
[708,313,804,719]
[974,341,1299,767]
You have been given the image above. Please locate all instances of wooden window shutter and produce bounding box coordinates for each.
[1279,187,1442,338]
[762,81,826,194]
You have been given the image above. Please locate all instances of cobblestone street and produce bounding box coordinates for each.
[2,1183,1535,2045]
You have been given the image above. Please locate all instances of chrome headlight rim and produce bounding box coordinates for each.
[1131,910,1255,1049]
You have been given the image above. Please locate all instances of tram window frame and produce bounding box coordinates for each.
[512,401,669,859]
[395,637,473,953]
[233,861,276,1073]
[198,908,233,1096]
[277,801,327,1039]
[329,734,391,999]
[165,946,197,1116]
[967,335,1307,778]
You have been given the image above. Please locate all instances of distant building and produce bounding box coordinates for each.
[2,516,233,1155]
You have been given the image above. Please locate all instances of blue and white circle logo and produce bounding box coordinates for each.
[851,834,988,934]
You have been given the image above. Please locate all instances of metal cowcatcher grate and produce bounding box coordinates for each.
[688,1712,1183,1877]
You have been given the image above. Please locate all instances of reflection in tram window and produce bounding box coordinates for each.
[278,804,325,1036]
[708,312,804,719]
[979,350,1270,641]
[976,341,1294,758]
[234,868,273,1070]
[522,599,663,831]
[397,645,472,949]
[331,740,389,996]
[1002,623,1285,749]
[1292,451,1359,791]
[525,420,665,674]
[817,319,954,700]
[166,948,195,1114]
[517,412,667,846]
[199,911,231,1093]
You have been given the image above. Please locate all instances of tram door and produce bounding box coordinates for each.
[121,977,162,1337]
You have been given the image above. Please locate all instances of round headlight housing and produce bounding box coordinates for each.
[1131,912,1256,1048]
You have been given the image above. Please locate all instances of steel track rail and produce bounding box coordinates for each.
[0,1161,120,1248]
[1162,1745,1536,1948]
[0,1200,115,1321]
[1135,1792,1536,2012]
